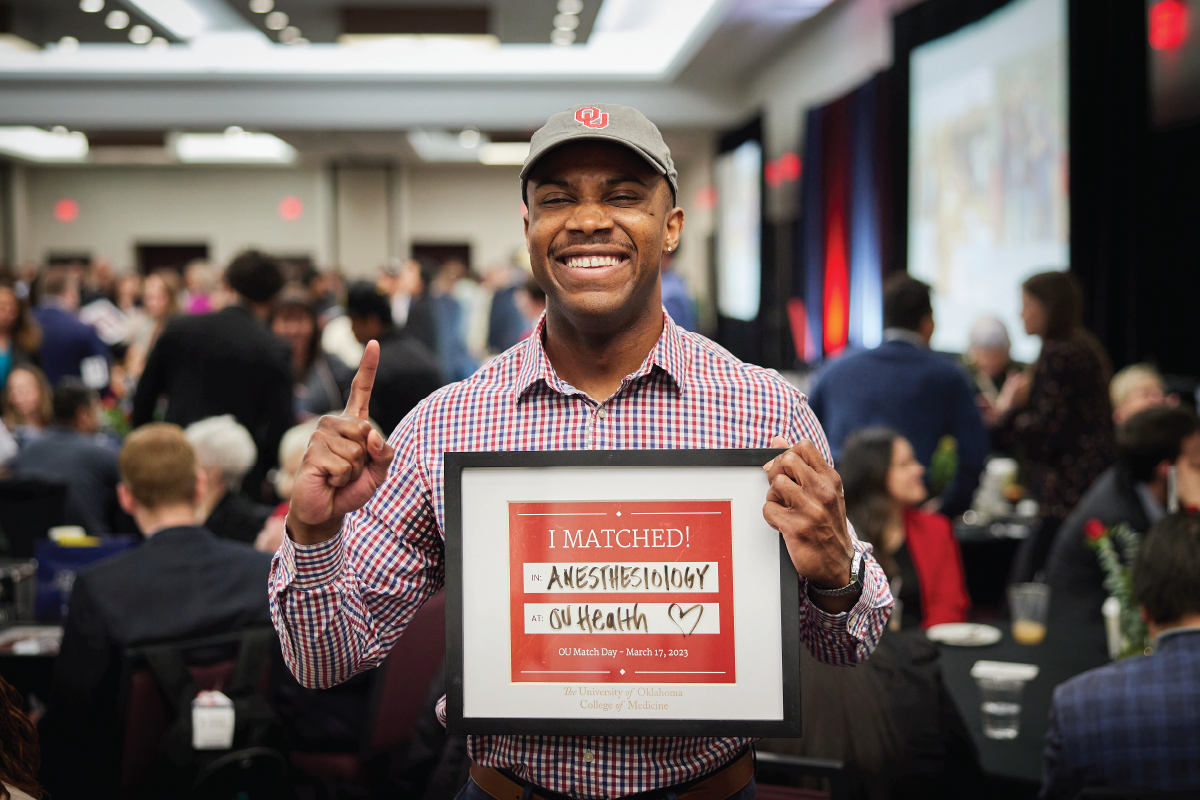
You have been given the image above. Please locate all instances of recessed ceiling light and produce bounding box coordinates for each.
[80,0,105,13]
[173,131,296,163]
[553,13,580,31]
[225,125,245,136]
[57,36,80,50]
[292,37,310,45]
[129,24,153,44]
[458,128,481,148]
[550,29,575,45]
[265,11,288,30]
[149,36,169,49]
[279,25,301,43]
[249,0,273,12]
[557,0,584,13]
[105,9,130,29]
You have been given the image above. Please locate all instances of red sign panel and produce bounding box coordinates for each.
[508,499,736,684]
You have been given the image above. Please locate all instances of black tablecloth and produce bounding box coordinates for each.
[939,617,1109,784]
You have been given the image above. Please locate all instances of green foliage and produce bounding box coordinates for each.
[1088,522,1149,659]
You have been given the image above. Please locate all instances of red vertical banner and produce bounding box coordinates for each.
[822,99,851,357]
[507,500,736,684]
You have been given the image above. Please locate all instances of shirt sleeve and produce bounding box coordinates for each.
[787,392,894,666]
[269,413,445,689]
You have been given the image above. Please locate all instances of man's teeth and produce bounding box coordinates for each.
[565,255,622,268]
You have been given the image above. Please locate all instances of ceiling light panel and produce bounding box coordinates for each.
[172,130,296,163]
[0,127,89,162]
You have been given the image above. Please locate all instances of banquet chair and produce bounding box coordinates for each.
[754,750,848,800]
[290,589,447,784]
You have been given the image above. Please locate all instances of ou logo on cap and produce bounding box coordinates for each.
[575,107,609,129]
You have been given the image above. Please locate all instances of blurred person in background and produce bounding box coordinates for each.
[32,266,109,388]
[759,630,982,800]
[0,673,45,800]
[840,428,970,630]
[125,270,180,372]
[1042,512,1200,799]
[485,253,532,354]
[430,259,479,382]
[186,414,274,544]
[393,258,439,353]
[133,250,293,501]
[2,365,52,450]
[270,285,353,419]
[319,267,365,369]
[113,272,141,318]
[183,259,221,314]
[451,260,492,364]
[983,271,1115,582]
[659,244,697,332]
[516,277,547,339]
[0,279,42,389]
[345,280,443,436]
[1045,405,1199,621]
[1110,362,1177,428]
[255,417,322,554]
[38,423,272,799]
[10,378,121,536]
[964,315,1023,403]
[808,274,989,517]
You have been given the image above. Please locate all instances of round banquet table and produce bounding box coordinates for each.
[937,616,1109,786]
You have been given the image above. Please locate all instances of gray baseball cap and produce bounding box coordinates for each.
[521,103,678,201]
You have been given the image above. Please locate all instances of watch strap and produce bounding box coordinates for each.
[807,549,865,597]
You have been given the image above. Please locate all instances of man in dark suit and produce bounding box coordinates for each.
[807,274,988,516]
[10,377,122,535]
[345,280,443,436]
[32,265,110,387]
[132,250,293,499]
[1045,405,1199,621]
[1042,512,1200,799]
[39,423,273,799]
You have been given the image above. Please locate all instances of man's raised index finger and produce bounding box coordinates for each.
[346,340,380,421]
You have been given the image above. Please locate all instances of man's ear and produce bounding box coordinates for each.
[194,465,209,506]
[117,483,137,516]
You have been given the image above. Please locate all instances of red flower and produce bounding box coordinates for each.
[1083,518,1107,542]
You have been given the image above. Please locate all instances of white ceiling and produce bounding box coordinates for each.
[0,0,835,134]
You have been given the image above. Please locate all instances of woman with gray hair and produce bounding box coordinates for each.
[965,316,1025,403]
[185,414,274,543]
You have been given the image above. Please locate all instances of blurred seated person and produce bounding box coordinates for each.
[1042,512,1200,799]
[808,275,988,517]
[2,365,53,449]
[185,415,274,544]
[840,428,970,629]
[32,266,109,388]
[255,417,320,554]
[0,278,42,389]
[759,630,982,800]
[38,423,273,799]
[1110,362,1177,428]
[345,281,443,436]
[10,378,121,535]
[270,286,353,419]
[964,316,1024,403]
[1045,405,1199,622]
[132,250,294,501]
[0,673,44,800]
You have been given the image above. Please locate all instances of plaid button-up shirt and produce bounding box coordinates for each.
[270,313,892,799]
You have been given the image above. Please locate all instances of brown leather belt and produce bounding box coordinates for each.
[469,750,754,800]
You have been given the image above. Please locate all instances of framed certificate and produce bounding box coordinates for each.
[443,449,801,737]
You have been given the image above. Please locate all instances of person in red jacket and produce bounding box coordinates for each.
[840,427,970,629]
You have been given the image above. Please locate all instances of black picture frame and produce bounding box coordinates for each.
[443,448,801,737]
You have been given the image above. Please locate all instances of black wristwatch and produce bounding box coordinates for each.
[807,548,866,597]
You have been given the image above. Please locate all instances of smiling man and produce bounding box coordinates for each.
[270,104,892,800]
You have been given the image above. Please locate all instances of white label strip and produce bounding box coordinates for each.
[523,562,720,594]
[523,602,721,635]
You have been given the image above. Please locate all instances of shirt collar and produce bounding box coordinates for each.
[1153,624,1200,648]
[514,310,689,402]
[882,327,929,349]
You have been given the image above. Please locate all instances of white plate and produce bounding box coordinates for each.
[926,623,1002,647]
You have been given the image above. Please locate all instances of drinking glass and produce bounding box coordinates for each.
[1009,583,1050,645]
[977,677,1025,739]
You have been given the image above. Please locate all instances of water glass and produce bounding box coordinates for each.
[1009,583,1050,645]
[978,678,1025,740]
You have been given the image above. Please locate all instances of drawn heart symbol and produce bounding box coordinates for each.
[667,603,704,637]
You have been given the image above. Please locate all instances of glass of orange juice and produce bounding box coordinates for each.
[1009,583,1050,645]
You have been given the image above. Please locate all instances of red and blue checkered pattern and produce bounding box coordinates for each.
[270,313,892,799]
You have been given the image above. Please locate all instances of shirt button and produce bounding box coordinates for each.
[597,408,607,419]
[582,749,595,763]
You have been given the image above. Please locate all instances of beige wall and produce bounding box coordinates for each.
[16,164,333,270]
